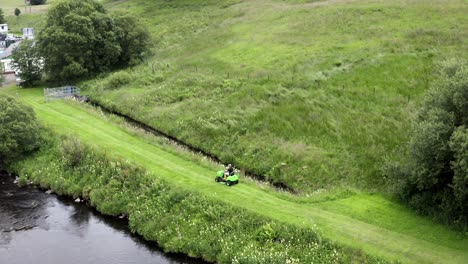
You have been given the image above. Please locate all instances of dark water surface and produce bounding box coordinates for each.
[0,172,205,264]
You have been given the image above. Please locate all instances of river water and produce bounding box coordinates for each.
[0,172,205,264]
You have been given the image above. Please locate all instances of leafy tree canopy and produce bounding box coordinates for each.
[384,60,468,230]
[0,97,42,163]
[38,0,150,82]
[11,40,43,87]
[112,12,151,66]
[0,8,6,24]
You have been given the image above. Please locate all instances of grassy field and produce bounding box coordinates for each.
[2,0,467,262]
[79,0,468,192]
[1,0,54,34]
[2,86,467,263]
[1,0,54,14]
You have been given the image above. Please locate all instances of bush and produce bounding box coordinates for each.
[384,60,468,230]
[60,137,87,168]
[0,97,42,163]
[106,71,132,89]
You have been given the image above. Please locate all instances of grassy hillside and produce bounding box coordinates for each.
[1,86,467,263]
[81,0,468,192]
[0,0,54,34]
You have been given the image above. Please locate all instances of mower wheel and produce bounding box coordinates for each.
[226,181,232,186]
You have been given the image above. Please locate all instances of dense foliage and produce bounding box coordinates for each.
[111,12,151,66]
[14,8,21,17]
[38,0,149,82]
[0,8,5,23]
[10,135,387,264]
[384,61,468,230]
[0,97,42,162]
[11,40,43,87]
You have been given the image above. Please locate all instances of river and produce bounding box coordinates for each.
[0,171,205,264]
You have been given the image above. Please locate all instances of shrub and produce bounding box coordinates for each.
[60,137,87,168]
[0,97,42,163]
[106,71,132,89]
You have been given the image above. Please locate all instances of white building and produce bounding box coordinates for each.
[0,41,21,74]
[22,28,35,40]
[0,24,8,34]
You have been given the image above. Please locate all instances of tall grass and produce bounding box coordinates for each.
[83,0,468,192]
[9,134,388,264]
[2,86,467,263]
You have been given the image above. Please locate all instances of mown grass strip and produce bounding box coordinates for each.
[84,0,468,192]
[2,86,467,264]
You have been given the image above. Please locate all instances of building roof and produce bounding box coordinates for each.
[0,41,21,60]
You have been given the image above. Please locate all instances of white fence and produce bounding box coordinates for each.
[44,86,80,103]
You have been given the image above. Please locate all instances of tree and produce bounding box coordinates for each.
[38,0,119,81]
[38,0,149,82]
[384,60,468,229]
[14,8,21,17]
[112,12,151,66]
[11,40,43,87]
[0,8,6,24]
[0,97,42,163]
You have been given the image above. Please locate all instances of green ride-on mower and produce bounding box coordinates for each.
[215,170,239,186]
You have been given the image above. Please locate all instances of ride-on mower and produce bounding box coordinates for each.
[215,170,239,186]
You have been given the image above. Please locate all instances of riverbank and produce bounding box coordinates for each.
[0,171,205,264]
[7,134,379,263]
[2,86,467,263]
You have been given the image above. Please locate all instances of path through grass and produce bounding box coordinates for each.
[84,0,468,192]
[2,86,467,264]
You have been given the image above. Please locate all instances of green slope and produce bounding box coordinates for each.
[82,0,468,192]
[2,86,466,264]
[1,0,53,34]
